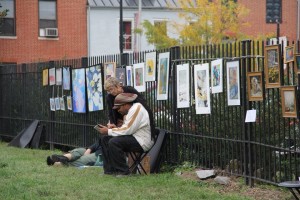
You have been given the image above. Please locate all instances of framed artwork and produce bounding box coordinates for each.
[294,54,300,74]
[49,68,56,86]
[67,96,72,110]
[145,52,157,82]
[157,52,170,100]
[247,72,263,101]
[176,63,190,108]
[86,65,103,112]
[211,59,223,93]
[49,98,55,111]
[194,63,210,114]
[72,68,86,113]
[42,69,48,86]
[104,62,116,83]
[56,68,62,85]
[126,65,133,86]
[284,45,295,64]
[60,97,65,111]
[280,86,297,118]
[116,67,126,86]
[264,45,281,88]
[227,61,240,106]
[55,97,60,110]
[63,66,71,90]
[133,63,146,92]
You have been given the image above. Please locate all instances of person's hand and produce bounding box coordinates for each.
[98,125,108,135]
[116,119,123,127]
[107,123,116,129]
[84,149,91,155]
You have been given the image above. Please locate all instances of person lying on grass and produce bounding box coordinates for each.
[46,139,102,167]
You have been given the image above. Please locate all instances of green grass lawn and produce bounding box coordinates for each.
[0,142,290,200]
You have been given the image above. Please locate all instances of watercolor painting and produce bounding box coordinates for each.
[194,63,211,114]
[126,65,133,86]
[67,96,72,110]
[227,61,240,106]
[86,65,103,112]
[104,62,116,83]
[60,97,65,111]
[211,59,223,93]
[264,45,281,88]
[145,52,157,82]
[72,68,86,113]
[280,86,297,118]
[50,98,55,111]
[133,63,146,92]
[176,63,190,108]
[63,66,71,90]
[116,67,126,86]
[49,68,56,86]
[42,69,48,86]
[157,52,170,100]
[56,68,62,85]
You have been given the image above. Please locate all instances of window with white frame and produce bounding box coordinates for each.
[39,0,57,37]
[0,0,15,36]
[123,20,132,51]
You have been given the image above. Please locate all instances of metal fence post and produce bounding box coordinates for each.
[81,57,88,147]
[170,46,180,131]
[49,61,55,150]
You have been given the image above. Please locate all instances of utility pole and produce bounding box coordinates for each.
[119,0,123,64]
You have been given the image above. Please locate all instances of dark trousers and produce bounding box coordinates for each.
[100,135,144,174]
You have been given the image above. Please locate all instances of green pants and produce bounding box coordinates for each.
[68,148,97,167]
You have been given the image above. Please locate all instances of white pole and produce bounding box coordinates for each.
[138,0,142,52]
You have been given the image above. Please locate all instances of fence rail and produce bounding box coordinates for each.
[1,40,300,186]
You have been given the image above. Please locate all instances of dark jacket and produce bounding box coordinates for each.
[88,138,102,156]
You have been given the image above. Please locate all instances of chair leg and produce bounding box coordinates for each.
[289,188,300,200]
[128,152,148,175]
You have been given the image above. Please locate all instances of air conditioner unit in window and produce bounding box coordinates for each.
[45,28,58,37]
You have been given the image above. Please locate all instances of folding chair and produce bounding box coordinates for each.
[128,128,166,175]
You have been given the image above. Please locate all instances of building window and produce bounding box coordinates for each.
[123,21,132,51]
[39,0,57,37]
[0,0,16,36]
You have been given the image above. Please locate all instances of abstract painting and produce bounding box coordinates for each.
[211,59,223,93]
[63,66,71,90]
[86,65,103,112]
[72,68,86,113]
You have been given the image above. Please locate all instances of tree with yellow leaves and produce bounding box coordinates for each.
[141,0,249,49]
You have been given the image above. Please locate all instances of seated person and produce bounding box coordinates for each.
[46,139,102,167]
[97,93,154,176]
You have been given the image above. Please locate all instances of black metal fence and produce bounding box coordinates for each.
[1,40,300,186]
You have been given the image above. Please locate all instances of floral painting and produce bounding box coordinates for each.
[63,66,71,90]
[86,65,103,112]
[194,63,211,114]
[72,68,86,113]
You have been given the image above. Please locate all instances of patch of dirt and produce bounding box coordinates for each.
[177,169,293,200]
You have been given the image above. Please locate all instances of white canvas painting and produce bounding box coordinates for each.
[133,63,146,92]
[176,63,190,108]
[157,52,170,100]
[226,61,240,106]
[194,63,211,114]
[211,59,223,93]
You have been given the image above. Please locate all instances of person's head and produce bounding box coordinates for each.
[104,77,123,96]
[112,93,138,115]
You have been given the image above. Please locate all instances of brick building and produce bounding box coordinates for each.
[0,0,87,64]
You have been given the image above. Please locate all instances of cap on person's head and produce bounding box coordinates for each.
[113,93,138,109]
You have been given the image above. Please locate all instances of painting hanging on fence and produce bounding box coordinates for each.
[211,59,223,93]
[284,45,295,64]
[56,68,62,85]
[63,66,71,90]
[85,65,103,112]
[295,54,300,74]
[104,62,116,83]
[227,61,240,106]
[126,65,133,86]
[280,86,297,118]
[60,97,65,111]
[194,63,211,114]
[42,69,48,86]
[247,72,263,101]
[50,98,55,111]
[157,52,170,100]
[176,63,190,108]
[49,68,56,86]
[264,45,281,88]
[55,97,60,110]
[116,67,126,86]
[67,96,72,110]
[72,68,86,113]
[133,63,146,92]
[145,52,157,82]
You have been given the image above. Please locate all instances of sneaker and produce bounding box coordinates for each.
[46,156,55,166]
[51,154,69,165]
